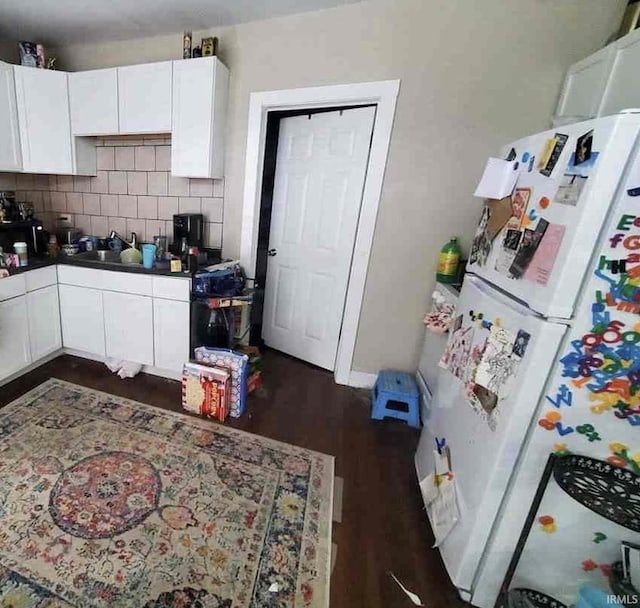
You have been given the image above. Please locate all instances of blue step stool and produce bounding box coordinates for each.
[371,370,421,428]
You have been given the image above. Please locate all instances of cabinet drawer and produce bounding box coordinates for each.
[103,270,153,296]
[57,265,104,289]
[0,274,26,301]
[152,276,190,301]
[26,266,57,292]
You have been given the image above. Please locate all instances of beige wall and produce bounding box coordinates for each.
[49,0,625,374]
[0,40,18,63]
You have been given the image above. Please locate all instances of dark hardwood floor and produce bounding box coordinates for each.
[1,351,466,608]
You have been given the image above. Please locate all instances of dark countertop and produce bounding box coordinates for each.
[59,255,193,277]
[7,258,56,275]
[7,255,216,278]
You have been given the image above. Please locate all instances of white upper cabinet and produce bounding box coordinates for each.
[556,28,640,121]
[13,66,73,174]
[171,57,229,178]
[69,68,119,135]
[555,45,615,120]
[0,61,21,171]
[118,61,172,134]
[599,29,640,117]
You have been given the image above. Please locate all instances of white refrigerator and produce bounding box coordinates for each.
[415,111,640,607]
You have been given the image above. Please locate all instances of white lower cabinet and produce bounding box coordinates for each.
[0,267,190,383]
[58,284,105,356]
[0,296,31,381]
[103,291,154,365]
[27,285,62,361]
[153,298,190,372]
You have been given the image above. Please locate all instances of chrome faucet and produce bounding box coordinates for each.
[109,230,138,249]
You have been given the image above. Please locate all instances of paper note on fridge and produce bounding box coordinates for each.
[474,158,519,199]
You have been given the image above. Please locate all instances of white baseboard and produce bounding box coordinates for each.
[346,371,377,389]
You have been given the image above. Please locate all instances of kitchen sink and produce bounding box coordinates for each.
[72,250,121,263]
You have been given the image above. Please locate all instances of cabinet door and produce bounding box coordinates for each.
[118,61,172,134]
[153,298,190,372]
[58,284,105,356]
[599,29,640,117]
[27,285,62,361]
[13,66,73,174]
[171,57,229,178]
[555,44,615,120]
[69,68,118,135]
[103,291,154,365]
[0,61,21,171]
[0,296,31,381]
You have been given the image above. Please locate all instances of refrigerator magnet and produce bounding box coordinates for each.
[574,130,593,166]
[555,174,586,206]
[505,148,517,161]
[509,219,549,278]
[486,196,513,240]
[503,229,522,251]
[565,151,599,178]
[539,133,568,177]
[512,330,530,358]
[523,223,566,286]
[506,187,532,232]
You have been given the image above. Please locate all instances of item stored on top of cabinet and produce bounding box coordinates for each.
[36,44,45,68]
[201,37,218,56]
[18,42,38,67]
[192,46,202,58]
[182,31,192,59]
[436,237,461,284]
[553,455,640,532]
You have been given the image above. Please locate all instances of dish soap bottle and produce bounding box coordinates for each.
[436,237,461,284]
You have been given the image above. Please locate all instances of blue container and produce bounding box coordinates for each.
[142,244,157,269]
[575,586,617,608]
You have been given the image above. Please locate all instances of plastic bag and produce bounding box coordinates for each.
[105,358,142,379]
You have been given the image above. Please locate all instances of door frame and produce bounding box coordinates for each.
[240,79,400,386]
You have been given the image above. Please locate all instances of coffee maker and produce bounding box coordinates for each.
[172,214,204,253]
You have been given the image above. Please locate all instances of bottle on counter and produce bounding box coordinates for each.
[183,32,192,59]
[48,234,59,259]
[436,236,461,284]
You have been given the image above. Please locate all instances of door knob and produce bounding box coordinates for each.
[267,249,277,257]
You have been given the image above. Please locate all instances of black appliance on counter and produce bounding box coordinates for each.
[0,221,47,256]
[172,213,204,253]
[0,191,48,256]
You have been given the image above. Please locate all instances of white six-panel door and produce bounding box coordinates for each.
[262,106,375,370]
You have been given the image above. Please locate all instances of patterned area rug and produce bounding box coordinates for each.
[0,379,334,607]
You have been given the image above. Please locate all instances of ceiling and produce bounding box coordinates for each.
[0,0,363,45]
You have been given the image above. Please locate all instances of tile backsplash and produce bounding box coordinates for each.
[0,134,224,248]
